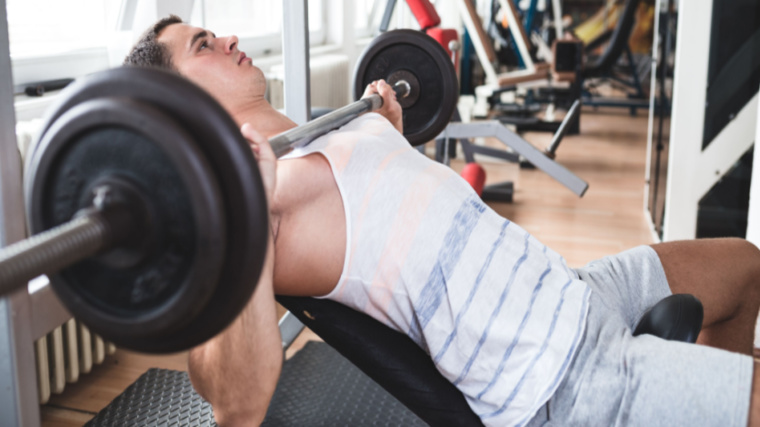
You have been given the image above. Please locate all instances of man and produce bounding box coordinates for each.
[125,16,760,426]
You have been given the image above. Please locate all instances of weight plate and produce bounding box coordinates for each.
[353,29,459,146]
[28,98,226,348]
[26,68,269,353]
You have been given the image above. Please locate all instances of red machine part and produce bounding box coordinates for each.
[426,27,459,64]
[405,0,441,29]
[461,163,486,196]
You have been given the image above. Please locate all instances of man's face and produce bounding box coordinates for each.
[158,23,267,109]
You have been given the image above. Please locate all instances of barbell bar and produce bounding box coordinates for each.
[0,78,411,292]
[270,79,411,157]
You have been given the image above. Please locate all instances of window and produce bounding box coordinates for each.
[6,0,121,58]
[355,0,384,38]
[199,0,326,57]
[5,0,328,88]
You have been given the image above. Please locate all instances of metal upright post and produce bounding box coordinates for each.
[551,0,563,37]
[662,0,712,240]
[0,0,42,425]
[278,0,306,345]
[379,0,397,33]
[282,0,311,125]
[747,86,760,246]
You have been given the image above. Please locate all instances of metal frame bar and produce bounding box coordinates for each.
[551,0,563,37]
[693,95,757,199]
[0,0,41,424]
[623,44,645,98]
[661,0,758,241]
[282,0,311,125]
[662,0,712,240]
[29,276,70,341]
[279,311,304,351]
[747,92,760,246]
[439,122,589,197]
[524,0,539,36]
[379,0,398,33]
[546,100,581,155]
[277,0,310,348]
[497,0,535,72]
[644,0,667,236]
[457,0,499,84]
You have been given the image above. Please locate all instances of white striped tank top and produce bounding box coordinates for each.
[282,113,591,426]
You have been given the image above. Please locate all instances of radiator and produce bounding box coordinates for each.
[34,319,116,404]
[267,54,351,110]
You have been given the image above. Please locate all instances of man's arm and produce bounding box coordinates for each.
[188,125,282,426]
[188,238,280,425]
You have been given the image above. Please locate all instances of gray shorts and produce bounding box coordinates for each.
[526,245,754,427]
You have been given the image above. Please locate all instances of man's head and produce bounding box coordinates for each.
[123,15,183,71]
[124,16,267,114]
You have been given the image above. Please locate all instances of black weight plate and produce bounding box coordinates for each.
[26,68,269,353]
[353,29,459,146]
[28,97,227,351]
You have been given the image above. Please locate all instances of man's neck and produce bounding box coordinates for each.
[230,97,299,138]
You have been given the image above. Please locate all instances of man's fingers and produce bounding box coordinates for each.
[362,80,381,99]
[377,80,394,99]
[239,123,277,204]
[241,123,275,160]
[241,123,264,143]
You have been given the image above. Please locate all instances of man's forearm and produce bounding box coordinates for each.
[188,237,281,426]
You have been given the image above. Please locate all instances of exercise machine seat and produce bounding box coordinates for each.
[583,0,641,79]
[403,0,460,65]
[405,0,441,30]
[633,293,704,343]
[427,27,460,62]
[277,292,703,426]
[277,295,483,426]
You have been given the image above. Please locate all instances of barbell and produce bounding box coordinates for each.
[0,29,458,353]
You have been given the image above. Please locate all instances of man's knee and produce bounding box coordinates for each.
[728,237,760,282]
[726,237,760,254]
[721,237,760,313]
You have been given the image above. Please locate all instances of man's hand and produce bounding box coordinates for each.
[362,80,403,134]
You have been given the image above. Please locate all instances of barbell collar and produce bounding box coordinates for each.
[269,80,411,158]
[393,80,411,99]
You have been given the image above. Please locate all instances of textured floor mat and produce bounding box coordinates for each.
[86,341,426,426]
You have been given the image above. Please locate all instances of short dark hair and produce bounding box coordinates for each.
[123,15,183,71]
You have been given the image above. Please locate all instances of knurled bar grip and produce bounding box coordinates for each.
[0,213,110,296]
[270,80,410,158]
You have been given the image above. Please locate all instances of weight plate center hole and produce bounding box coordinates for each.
[388,70,420,109]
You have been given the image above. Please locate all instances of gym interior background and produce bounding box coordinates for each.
[1,0,759,425]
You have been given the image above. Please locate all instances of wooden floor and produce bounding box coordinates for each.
[40,106,654,426]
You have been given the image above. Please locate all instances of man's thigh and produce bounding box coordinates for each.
[573,245,672,329]
[527,290,754,426]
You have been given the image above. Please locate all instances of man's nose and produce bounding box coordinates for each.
[223,35,239,53]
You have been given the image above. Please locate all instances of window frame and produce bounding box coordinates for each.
[354,0,383,39]
[9,0,329,89]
